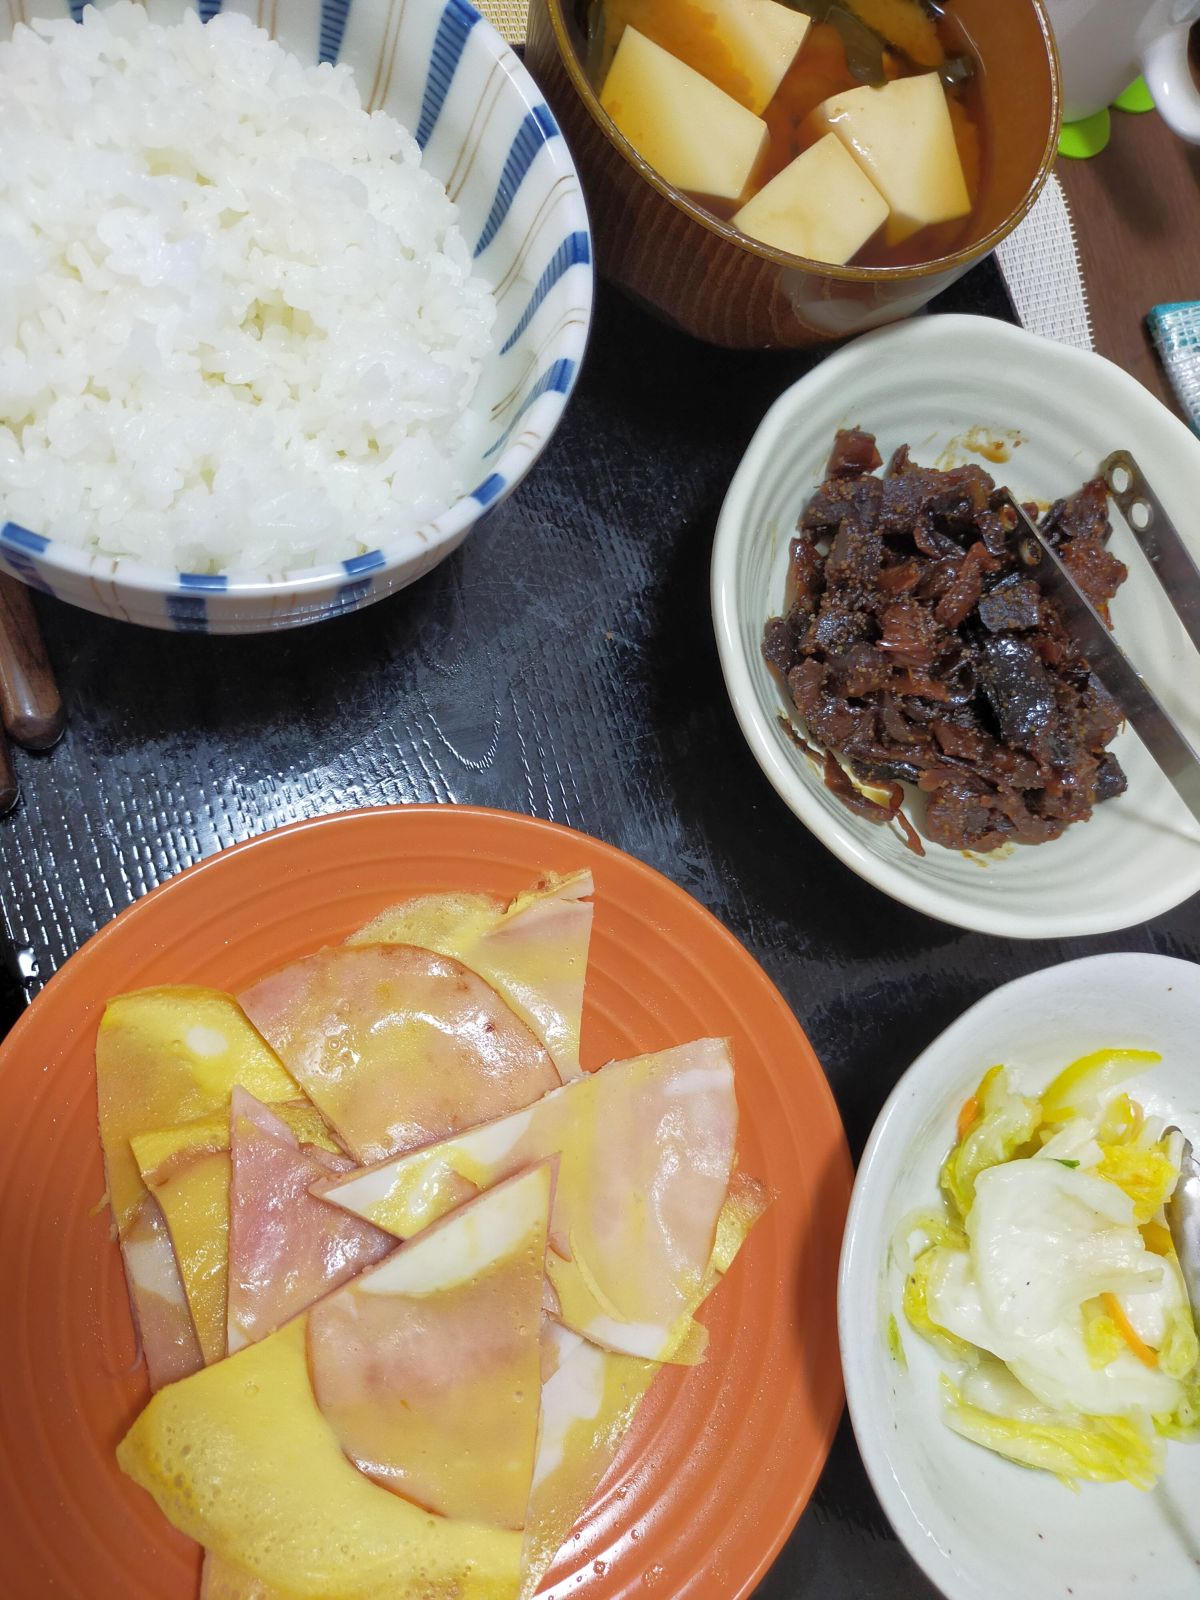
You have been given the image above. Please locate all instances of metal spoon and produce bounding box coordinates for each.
[1166,1128,1200,1322]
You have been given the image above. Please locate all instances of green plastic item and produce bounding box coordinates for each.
[1058,77,1156,159]
[1114,76,1155,113]
[1058,107,1111,158]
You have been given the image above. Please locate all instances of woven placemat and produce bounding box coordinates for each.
[995,174,1094,353]
[478,0,529,41]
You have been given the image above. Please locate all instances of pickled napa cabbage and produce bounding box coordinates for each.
[901,1052,1199,1488]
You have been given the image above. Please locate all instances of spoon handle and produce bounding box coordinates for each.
[1166,1129,1200,1325]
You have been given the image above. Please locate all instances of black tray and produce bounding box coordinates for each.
[6,260,1198,1598]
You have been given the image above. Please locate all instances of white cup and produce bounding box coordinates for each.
[1045,0,1200,139]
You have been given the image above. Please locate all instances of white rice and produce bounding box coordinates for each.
[0,3,497,577]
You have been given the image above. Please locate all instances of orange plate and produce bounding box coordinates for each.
[0,806,850,1600]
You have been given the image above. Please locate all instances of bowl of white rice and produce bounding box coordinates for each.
[0,0,592,632]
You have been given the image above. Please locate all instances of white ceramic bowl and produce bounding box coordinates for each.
[840,952,1200,1600]
[711,314,1200,938]
[0,0,592,632]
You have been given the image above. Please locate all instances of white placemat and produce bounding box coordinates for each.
[994,172,1096,353]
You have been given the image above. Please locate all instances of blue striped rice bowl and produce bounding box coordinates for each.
[0,0,593,632]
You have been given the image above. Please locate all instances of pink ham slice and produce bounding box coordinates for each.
[226,1088,394,1354]
[238,944,560,1164]
[120,1195,204,1392]
[348,871,594,1081]
[308,1165,551,1531]
[518,1178,768,1600]
[316,1038,738,1363]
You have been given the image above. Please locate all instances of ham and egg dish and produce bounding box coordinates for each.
[96,872,766,1598]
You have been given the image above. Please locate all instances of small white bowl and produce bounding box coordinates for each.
[0,0,592,633]
[711,315,1200,938]
[839,952,1200,1600]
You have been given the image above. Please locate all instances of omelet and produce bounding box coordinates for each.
[118,1171,552,1598]
[98,987,301,1237]
[118,1316,523,1600]
[97,987,303,1388]
[200,1554,284,1598]
[522,1326,659,1598]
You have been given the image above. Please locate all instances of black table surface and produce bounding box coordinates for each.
[6,257,1200,1600]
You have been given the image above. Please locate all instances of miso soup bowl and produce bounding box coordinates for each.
[525,0,1060,349]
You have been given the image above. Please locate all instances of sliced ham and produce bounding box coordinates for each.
[120,1195,204,1392]
[317,1039,738,1362]
[238,944,560,1164]
[117,1317,523,1599]
[349,870,594,1081]
[519,1178,769,1598]
[226,1089,394,1354]
[308,1165,551,1531]
[132,1098,346,1368]
[521,1328,658,1599]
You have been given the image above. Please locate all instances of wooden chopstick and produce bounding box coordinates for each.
[0,736,16,816]
[0,574,64,751]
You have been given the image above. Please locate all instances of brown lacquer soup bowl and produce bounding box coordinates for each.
[525,0,1061,348]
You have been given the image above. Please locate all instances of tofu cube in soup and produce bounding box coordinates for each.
[600,26,769,200]
[733,132,888,263]
[809,72,970,244]
[726,0,812,113]
[686,0,812,114]
[603,0,811,115]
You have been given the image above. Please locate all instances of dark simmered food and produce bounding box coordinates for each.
[763,431,1129,853]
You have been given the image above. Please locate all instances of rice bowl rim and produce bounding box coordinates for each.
[0,0,594,606]
[4,394,584,599]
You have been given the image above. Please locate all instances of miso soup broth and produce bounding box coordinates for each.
[583,0,988,269]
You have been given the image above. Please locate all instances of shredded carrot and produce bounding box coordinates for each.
[955,1094,979,1143]
[1101,1291,1158,1368]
